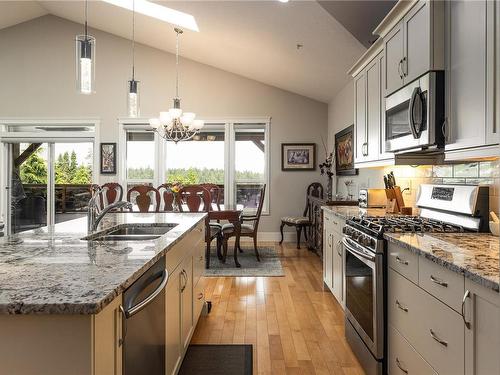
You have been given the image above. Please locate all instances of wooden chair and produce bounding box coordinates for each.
[126,185,160,213]
[200,183,222,211]
[280,182,323,249]
[178,185,221,268]
[157,183,175,212]
[221,184,266,262]
[99,183,123,210]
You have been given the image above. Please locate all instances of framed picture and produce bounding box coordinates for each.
[281,143,316,171]
[100,143,116,175]
[335,125,358,176]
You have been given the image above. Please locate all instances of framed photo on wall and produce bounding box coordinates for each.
[281,143,316,171]
[335,125,358,176]
[100,143,117,175]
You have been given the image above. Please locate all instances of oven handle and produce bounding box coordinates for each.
[342,237,375,262]
[408,86,422,139]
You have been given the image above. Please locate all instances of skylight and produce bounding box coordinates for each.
[102,0,199,32]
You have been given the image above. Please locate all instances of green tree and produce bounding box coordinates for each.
[20,150,47,184]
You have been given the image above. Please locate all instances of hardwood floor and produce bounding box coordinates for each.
[191,241,365,375]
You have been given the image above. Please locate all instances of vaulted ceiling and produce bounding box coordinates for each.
[0,1,394,103]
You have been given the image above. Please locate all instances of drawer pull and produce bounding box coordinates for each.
[395,357,408,374]
[395,256,408,265]
[429,329,448,347]
[430,275,448,287]
[197,293,204,300]
[199,255,204,261]
[395,300,409,312]
[332,220,338,225]
[461,290,471,329]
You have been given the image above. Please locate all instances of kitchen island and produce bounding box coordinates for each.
[0,212,207,375]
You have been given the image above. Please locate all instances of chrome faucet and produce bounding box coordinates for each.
[88,188,132,233]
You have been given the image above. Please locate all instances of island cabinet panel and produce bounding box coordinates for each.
[93,295,123,375]
[0,314,93,375]
[166,267,182,375]
[464,279,500,375]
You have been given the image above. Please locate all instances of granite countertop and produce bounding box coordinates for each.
[385,233,499,292]
[0,213,206,315]
[321,205,388,220]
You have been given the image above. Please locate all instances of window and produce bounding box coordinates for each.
[120,118,270,213]
[125,131,155,190]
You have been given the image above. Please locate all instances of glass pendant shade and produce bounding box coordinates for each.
[169,107,183,118]
[149,118,160,128]
[76,35,96,94]
[127,79,140,117]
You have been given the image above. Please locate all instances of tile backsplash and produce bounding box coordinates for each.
[335,160,500,213]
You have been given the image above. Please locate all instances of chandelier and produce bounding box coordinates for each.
[149,28,204,143]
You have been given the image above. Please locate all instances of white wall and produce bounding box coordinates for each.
[0,15,329,234]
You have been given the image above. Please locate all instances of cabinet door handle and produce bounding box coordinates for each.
[197,292,204,300]
[336,240,342,257]
[430,275,448,287]
[395,256,408,265]
[429,329,448,347]
[398,59,403,79]
[180,269,187,292]
[395,357,408,374]
[395,299,409,312]
[402,56,407,77]
[199,255,204,261]
[461,290,471,329]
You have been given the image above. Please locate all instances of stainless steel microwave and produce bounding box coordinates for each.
[385,71,445,153]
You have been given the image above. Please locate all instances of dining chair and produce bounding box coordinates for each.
[200,183,222,211]
[127,185,160,213]
[98,183,123,210]
[178,185,221,267]
[279,182,323,249]
[221,184,266,262]
[157,183,175,212]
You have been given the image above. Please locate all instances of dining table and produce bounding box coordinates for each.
[207,204,255,268]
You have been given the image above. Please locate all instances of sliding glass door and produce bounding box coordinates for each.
[6,141,94,234]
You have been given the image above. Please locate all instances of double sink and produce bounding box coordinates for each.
[83,223,177,242]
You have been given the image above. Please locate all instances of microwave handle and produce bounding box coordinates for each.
[408,86,421,139]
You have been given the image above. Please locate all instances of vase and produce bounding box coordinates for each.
[326,176,333,201]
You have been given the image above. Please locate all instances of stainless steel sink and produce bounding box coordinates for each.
[106,224,176,236]
[83,223,177,242]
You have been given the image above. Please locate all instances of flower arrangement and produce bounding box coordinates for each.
[319,137,335,200]
[168,182,183,212]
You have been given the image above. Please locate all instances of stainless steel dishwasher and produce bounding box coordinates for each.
[121,256,168,375]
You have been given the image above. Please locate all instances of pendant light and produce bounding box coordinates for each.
[75,0,96,94]
[149,28,204,143]
[127,0,140,117]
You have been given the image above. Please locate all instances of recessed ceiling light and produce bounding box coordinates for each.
[278,0,290,3]
[102,0,199,32]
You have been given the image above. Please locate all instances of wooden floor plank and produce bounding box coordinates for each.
[193,242,365,375]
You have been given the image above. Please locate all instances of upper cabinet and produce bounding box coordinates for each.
[383,0,444,97]
[445,0,499,159]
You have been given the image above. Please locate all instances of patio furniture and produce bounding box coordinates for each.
[221,184,266,264]
[280,182,323,249]
[178,185,222,268]
[157,183,175,211]
[127,185,160,212]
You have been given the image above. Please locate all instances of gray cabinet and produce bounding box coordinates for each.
[464,279,500,375]
[354,52,386,165]
[323,213,333,290]
[445,0,499,155]
[354,73,367,163]
[383,0,444,97]
[322,210,345,307]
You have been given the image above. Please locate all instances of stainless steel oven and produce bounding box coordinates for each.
[385,71,445,153]
[343,236,384,375]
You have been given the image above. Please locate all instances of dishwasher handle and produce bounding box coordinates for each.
[123,270,169,318]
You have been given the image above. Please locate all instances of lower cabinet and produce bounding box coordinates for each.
[322,210,345,307]
[388,243,500,375]
[165,222,205,375]
[464,279,500,375]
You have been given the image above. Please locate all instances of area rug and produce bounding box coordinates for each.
[178,344,252,375]
[204,246,284,277]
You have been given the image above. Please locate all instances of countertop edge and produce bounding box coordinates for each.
[384,234,500,293]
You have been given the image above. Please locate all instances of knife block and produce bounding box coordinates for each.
[385,186,405,214]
